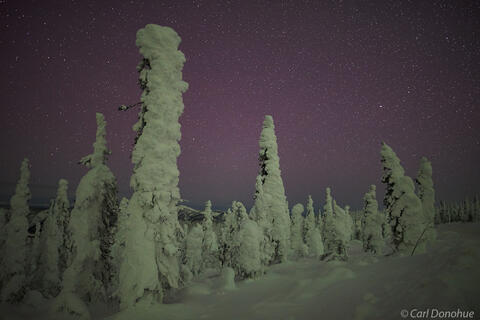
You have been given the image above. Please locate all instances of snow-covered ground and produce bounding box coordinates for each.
[2,222,479,320]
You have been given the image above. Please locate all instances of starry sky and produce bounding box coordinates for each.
[1,0,479,211]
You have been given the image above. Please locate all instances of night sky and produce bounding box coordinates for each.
[1,0,479,210]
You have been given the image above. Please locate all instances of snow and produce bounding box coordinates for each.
[1,220,480,320]
[110,222,480,319]
[219,267,236,291]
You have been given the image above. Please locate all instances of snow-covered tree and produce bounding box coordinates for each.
[322,188,350,260]
[218,201,262,279]
[233,217,262,280]
[322,188,336,254]
[460,199,469,222]
[219,206,237,268]
[349,209,363,240]
[249,176,275,267]
[185,224,204,279]
[115,25,188,309]
[31,179,70,297]
[111,197,129,292]
[28,222,41,277]
[415,157,436,243]
[381,142,426,255]
[250,115,290,265]
[53,113,118,317]
[304,196,323,258]
[0,158,30,302]
[473,195,480,222]
[38,207,62,297]
[54,179,72,274]
[201,200,220,271]
[290,203,307,258]
[229,201,262,279]
[361,185,384,254]
[333,200,353,257]
[0,208,6,235]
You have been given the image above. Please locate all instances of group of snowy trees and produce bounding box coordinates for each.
[0,111,119,320]
[435,196,480,224]
[2,23,479,318]
[380,144,437,255]
[353,145,438,257]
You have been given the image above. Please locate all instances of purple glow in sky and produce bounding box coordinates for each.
[1,1,479,210]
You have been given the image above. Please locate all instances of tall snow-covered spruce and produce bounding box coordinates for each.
[52,113,118,318]
[34,179,70,297]
[250,115,290,265]
[0,158,30,302]
[290,203,307,258]
[321,187,336,256]
[322,188,351,260]
[201,200,220,271]
[361,185,384,254]
[115,24,188,309]
[304,195,324,258]
[381,142,426,255]
[416,157,436,244]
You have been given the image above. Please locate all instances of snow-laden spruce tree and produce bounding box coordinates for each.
[290,203,307,258]
[54,179,72,274]
[218,201,262,279]
[34,179,71,297]
[115,25,188,309]
[322,188,350,260]
[249,176,275,267]
[28,222,41,277]
[381,142,426,255]
[361,185,384,254]
[304,196,324,258]
[230,201,262,279]
[344,205,355,240]
[185,224,204,279]
[234,219,262,280]
[416,157,436,243]
[219,206,237,268]
[201,200,220,271]
[250,115,290,265]
[436,200,447,224]
[52,113,118,318]
[110,197,129,294]
[0,158,30,302]
[0,208,6,244]
[473,195,480,222]
[38,205,62,297]
[333,200,353,258]
[322,187,336,255]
